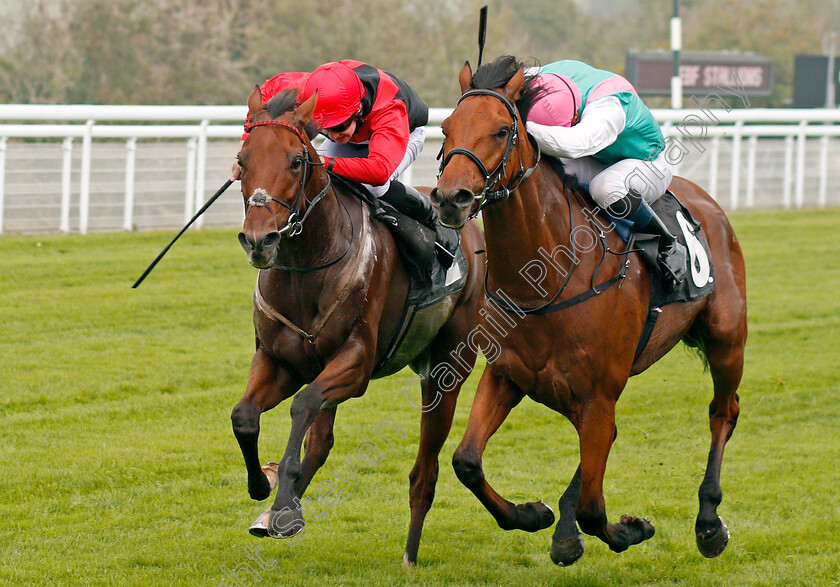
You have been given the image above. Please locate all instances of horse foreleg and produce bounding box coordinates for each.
[295,407,337,497]
[231,348,300,502]
[452,370,555,533]
[695,340,742,558]
[576,398,655,553]
[267,342,371,539]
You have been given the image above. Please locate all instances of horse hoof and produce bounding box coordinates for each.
[402,552,416,568]
[516,500,556,532]
[697,517,730,558]
[248,509,271,538]
[620,514,656,541]
[261,462,280,491]
[268,507,305,539]
[550,535,585,566]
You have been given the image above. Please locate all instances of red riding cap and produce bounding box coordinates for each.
[301,62,365,128]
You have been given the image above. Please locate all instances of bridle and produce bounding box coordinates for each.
[242,118,352,272]
[243,119,332,239]
[437,88,540,217]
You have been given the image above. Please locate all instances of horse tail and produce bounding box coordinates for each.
[682,330,710,371]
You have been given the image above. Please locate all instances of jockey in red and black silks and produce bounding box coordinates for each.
[236,60,457,270]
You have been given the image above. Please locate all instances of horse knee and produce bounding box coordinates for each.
[231,401,259,436]
[452,449,483,488]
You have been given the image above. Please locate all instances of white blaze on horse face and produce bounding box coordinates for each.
[248,187,271,207]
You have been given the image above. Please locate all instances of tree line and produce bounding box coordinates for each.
[1,0,837,108]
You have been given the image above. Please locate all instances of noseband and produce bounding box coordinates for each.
[437,89,540,216]
[242,119,331,238]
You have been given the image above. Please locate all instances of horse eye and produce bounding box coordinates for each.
[496,127,510,139]
[290,155,304,171]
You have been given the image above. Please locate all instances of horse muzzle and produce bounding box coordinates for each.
[430,187,475,229]
[238,230,281,268]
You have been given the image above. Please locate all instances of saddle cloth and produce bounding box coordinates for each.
[608,191,716,306]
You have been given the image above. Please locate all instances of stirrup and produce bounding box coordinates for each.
[659,241,688,291]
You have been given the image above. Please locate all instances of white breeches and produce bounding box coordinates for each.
[560,150,673,208]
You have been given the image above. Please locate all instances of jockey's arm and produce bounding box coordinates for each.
[526,96,626,159]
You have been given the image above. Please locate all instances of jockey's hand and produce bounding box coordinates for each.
[230,159,242,181]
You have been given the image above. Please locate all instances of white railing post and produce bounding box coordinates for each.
[729,120,743,210]
[746,135,757,208]
[79,119,94,234]
[0,137,7,234]
[194,119,209,229]
[819,135,829,208]
[60,137,73,233]
[185,137,197,223]
[123,137,137,231]
[795,121,807,209]
[709,136,720,202]
[783,135,794,209]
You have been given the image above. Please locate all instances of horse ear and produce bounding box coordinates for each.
[502,67,525,103]
[247,85,263,117]
[459,61,474,94]
[295,90,318,126]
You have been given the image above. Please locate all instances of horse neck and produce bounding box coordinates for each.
[275,166,349,271]
[481,162,589,298]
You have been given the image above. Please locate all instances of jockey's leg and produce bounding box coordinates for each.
[590,156,686,290]
[380,181,459,268]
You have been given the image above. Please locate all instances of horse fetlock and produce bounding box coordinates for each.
[576,507,608,537]
[248,475,272,501]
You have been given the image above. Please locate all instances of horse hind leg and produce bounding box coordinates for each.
[402,358,463,567]
[693,328,743,558]
[550,464,585,566]
[452,371,555,534]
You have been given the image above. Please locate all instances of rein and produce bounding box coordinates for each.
[243,118,352,273]
[437,89,540,216]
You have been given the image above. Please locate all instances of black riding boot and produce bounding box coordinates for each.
[382,182,460,268]
[608,190,688,291]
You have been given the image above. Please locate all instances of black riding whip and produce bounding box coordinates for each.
[477,5,488,67]
[132,179,234,288]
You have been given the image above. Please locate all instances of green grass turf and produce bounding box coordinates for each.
[0,209,838,586]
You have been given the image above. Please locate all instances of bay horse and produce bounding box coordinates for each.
[230,86,485,566]
[431,58,747,565]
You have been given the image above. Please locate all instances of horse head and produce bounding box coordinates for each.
[431,60,531,229]
[237,86,323,268]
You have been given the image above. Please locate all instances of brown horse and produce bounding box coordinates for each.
[430,58,747,565]
[230,86,485,565]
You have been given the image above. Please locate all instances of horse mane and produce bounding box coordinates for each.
[265,88,320,140]
[472,55,588,197]
[470,55,546,123]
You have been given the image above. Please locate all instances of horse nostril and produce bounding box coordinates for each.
[238,232,254,252]
[453,188,476,209]
[260,232,281,251]
[429,188,443,206]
